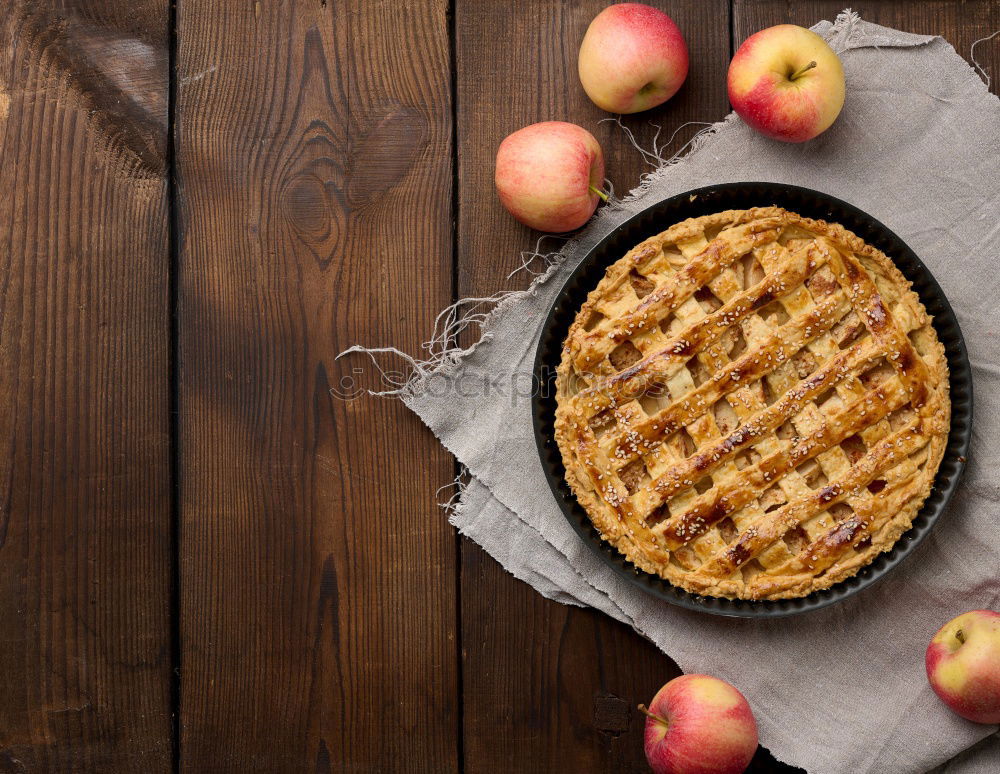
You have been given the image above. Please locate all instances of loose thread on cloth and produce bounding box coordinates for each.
[599,114,735,199]
[337,235,574,398]
[830,8,861,53]
[435,467,469,518]
[971,29,1000,88]
[597,116,716,169]
[337,294,513,397]
[506,234,569,279]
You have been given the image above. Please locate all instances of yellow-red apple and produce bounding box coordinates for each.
[494,121,605,233]
[578,3,688,114]
[926,610,1000,724]
[640,674,757,774]
[728,24,845,143]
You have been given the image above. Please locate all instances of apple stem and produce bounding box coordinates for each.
[956,628,966,644]
[589,184,609,203]
[790,60,818,80]
[637,703,670,727]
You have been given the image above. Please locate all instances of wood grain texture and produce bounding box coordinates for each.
[734,0,1000,97]
[0,1,992,771]
[175,0,458,770]
[454,1,730,771]
[0,2,172,772]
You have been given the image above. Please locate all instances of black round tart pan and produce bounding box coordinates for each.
[532,183,972,618]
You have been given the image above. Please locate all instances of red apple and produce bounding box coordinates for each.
[640,674,757,774]
[728,24,845,143]
[926,610,1000,724]
[494,121,605,233]
[578,3,689,114]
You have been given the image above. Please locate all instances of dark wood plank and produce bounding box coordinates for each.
[175,0,458,770]
[455,1,730,771]
[0,2,173,771]
[734,0,1000,99]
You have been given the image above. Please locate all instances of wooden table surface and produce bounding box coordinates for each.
[0,1,996,771]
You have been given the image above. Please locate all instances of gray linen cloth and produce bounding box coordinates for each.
[365,13,1000,773]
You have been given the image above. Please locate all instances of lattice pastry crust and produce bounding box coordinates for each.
[554,207,949,600]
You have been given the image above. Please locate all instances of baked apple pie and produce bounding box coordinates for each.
[554,207,949,600]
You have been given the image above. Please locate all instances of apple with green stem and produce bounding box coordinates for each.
[728,24,845,143]
[494,121,606,233]
[640,674,758,774]
[926,610,1000,723]
[578,3,689,114]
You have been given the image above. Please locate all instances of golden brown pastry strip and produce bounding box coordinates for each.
[657,377,910,549]
[828,248,930,406]
[639,337,886,507]
[572,241,840,419]
[573,219,784,372]
[699,420,927,578]
[601,293,853,464]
